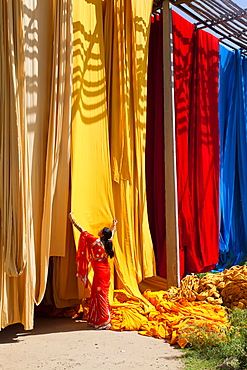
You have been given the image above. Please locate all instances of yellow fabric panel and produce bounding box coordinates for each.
[36,0,72,303]
[0,0,35,330]
[0,0,74,329]
[47,0,72,258]
[1,255,35,330]
[21,0,72,305]
[23,0,53,304]
[1,0,28,278]
[71,0,117,302]
[131,0,156,280]
[71,0,156,302]
[52,222,81,308]
[139,276,168,294]
[104,0,132,184]
[105,0,156,287]
[71,0,115,243]
[24,0,73,306]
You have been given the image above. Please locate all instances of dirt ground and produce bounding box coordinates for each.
[0,316,184,369]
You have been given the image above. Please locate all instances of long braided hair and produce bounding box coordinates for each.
[101,227,114,258]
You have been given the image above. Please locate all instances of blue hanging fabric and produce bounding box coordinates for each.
[218,46,237,268]
[218,48,247,269]
[236,52,247,263]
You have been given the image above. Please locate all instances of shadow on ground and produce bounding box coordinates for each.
[0,316,92,345]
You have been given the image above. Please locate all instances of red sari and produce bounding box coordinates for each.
[76,231,110,328]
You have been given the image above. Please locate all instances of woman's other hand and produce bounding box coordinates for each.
[68,212,74,224]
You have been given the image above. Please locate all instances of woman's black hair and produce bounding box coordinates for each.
[101,227,114,258]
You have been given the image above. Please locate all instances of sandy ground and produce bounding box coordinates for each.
[0,316,184,370]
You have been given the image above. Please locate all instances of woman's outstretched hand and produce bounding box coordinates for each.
[68,212,84,232]
[112,220,118,236]
[68,212,74,224]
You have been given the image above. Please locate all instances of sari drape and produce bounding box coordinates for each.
[75,231,111,327]
[88,258,111,327]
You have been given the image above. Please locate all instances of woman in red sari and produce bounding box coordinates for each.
[69,213,117,330]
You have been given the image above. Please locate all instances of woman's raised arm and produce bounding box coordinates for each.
[111,219,118,238]
[68,212,85,233]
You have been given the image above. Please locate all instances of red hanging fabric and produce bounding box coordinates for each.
[172,11,195,277]
[146,11,219,278]
[146,15,166,278]
[189,28,220,272]
[173,11,220,274]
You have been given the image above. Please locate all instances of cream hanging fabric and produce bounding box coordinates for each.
[0,0,35,330]
[0,0,73,330]
[23,0,53,307]
[52,225,81,308]
[35,0,73,304]
[23,0,73,308]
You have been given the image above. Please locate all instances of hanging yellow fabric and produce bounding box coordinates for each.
[71,0,115,240]
[71,0,116,301]
[0,0,74,329]
[104,0,156,289]
[35,0,73,305]
[1,0,27,278]
[52,221,81,308]
[71,0,155,300]
[0,0,35,330]
[22,0,53,305]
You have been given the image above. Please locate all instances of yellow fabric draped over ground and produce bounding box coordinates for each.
[110,289,229,348]
[71,0,156,301]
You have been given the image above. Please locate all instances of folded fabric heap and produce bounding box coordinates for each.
[164,265,247,309]
[110,289,228,348]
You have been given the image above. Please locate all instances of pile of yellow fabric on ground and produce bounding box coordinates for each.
[110,290,149,331]
[165,265,247,309]
[110,289,229,348]
[141,290,228,348]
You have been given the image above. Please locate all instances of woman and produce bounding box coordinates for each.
[69,213,117,330]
